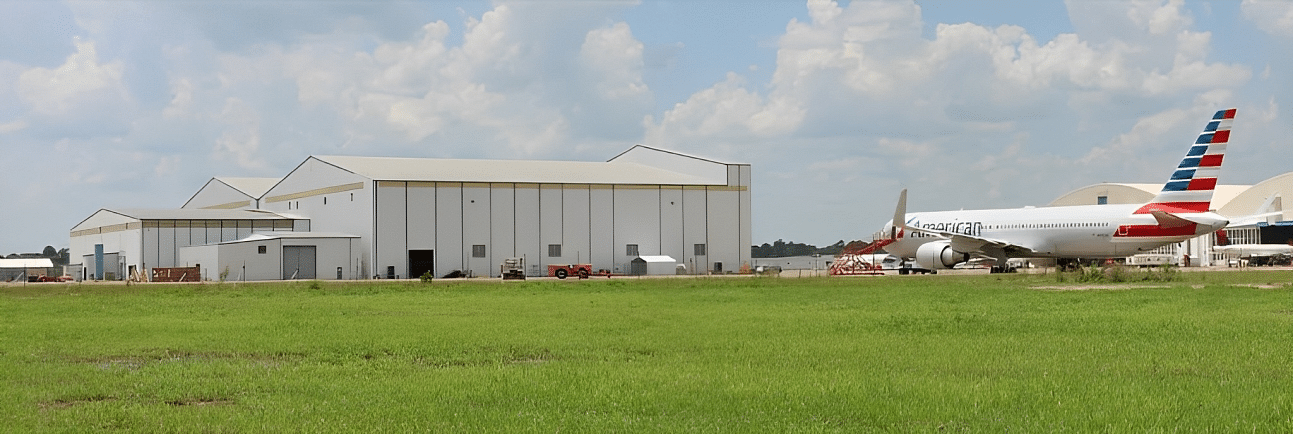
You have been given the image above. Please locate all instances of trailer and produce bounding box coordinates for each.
[547,264,592,279]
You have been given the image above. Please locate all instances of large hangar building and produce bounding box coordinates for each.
[69,145,752,280]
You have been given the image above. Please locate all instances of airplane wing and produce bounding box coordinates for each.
[903,225,1037,258]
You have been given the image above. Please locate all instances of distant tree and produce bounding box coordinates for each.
[42,246,56,257]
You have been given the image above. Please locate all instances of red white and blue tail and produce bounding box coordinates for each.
[1135,108,1235,215]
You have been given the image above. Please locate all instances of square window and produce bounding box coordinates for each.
[472,245,486,258]
[548,244,562,257]
[1097,195,1108,205]
[694,243,707,256]
[626,244,639,257]
[258,245,267,254]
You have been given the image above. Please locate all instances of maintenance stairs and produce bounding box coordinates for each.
[827,237,895,275]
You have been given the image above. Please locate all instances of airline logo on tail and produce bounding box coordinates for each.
[1135,108,1235,215]
[1116,108,1235,240]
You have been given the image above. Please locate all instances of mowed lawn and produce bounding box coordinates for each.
[2,272,1291,432]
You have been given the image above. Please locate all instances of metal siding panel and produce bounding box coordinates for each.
[407,183,436,249]
[706,189,740,273]
[237,220,252,240]
[515,185,541,275]
[490,185,515,277]
[562,186,591,265]
[740,175,753,269]
[614,186,660,270]
[540,186,564,265]
[377,182,407,278]
[660,187,684,264]
[143,225,160,271]
[220,221,237,243]
[463,185,491,277]
[158,224,176,268]
[435,183,464,276]
[206,221,220,246]
[590,187,615,273]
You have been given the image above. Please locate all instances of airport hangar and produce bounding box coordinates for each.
[1047,171,1293,266]
[69,145,752,281]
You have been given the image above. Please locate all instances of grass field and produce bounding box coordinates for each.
[2,271,1292,432]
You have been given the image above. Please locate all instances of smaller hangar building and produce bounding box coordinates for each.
[180,232,361,281]
[69,209,309,280]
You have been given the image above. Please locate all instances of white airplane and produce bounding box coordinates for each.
[877,108,1237,273]
[1212,230,1293,264]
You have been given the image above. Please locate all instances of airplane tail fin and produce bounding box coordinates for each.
[1136,108,1236,215]
[892,189,907,240]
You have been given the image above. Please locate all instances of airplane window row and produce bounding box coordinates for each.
[990,222,1108,230]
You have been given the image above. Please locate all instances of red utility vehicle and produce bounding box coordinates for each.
[547,264,592,279]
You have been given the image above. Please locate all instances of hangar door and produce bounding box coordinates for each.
[283,246,317,280]
[408,250,434,279]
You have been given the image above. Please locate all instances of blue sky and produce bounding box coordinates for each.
[2,0,1292,253]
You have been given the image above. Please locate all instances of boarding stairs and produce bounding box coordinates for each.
[828,237,894,275]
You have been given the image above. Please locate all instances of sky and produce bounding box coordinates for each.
[2,0,1292,254]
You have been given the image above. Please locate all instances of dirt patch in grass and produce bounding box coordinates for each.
[166,398,235,407]
[1032,284,1170,291]
[39,395,117,410]
[1235,283,1291,290]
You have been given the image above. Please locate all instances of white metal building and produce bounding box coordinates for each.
[182,177,280,210]
[179,232,361,281]
[69,145,752,280]
[69,209,309,280]
[257,145,752,278]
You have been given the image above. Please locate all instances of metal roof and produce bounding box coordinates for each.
[104,208,299,221]
[216,177,280,198]
[632,255,677,263]
[217,231,359,245]
[312,155,726,185]
[0,258,54,268]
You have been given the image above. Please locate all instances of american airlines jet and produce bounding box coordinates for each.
[877,108,1237,273]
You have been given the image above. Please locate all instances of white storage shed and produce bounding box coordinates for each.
[630,255,678,276]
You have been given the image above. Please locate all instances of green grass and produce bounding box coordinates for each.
[2,273,1292,432]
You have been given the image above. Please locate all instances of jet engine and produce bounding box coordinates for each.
[915,241,970,269]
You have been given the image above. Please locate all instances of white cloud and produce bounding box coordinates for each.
[212,97,266,170]
[17,38,128,117]
[580,22,648,101]
[1242,0,1293,38]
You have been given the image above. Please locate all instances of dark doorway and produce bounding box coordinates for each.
[409,250,435,279]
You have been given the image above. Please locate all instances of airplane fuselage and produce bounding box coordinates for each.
[884,203,1228,260]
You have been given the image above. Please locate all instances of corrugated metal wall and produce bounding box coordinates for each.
[371,181,748,278]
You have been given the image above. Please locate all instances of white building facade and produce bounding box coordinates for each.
[69,145,753,280]
[257,145,752,278]
[69,209,308,280]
